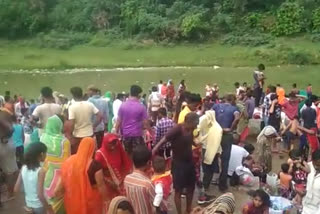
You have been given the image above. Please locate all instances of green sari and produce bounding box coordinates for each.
[104,91,114,132]
[40,115,71,214]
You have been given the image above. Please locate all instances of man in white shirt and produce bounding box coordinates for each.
[158,80,163,93]
[69,87,102,154]
[113,93,124,123]
[31,87,62,135]
[302,150,320,214]
[148,86,164,123]
[228,144,255,178]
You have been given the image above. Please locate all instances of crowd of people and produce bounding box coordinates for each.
[0,64,320,214]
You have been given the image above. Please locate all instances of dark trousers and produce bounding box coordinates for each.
[212,133,233,191]
[202,151,219,190]
[122,136,145,157]
[254,87,262,107]
[95,131,105,149]
[15,146,24,169]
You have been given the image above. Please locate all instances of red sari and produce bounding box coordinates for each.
[95,134,132,211]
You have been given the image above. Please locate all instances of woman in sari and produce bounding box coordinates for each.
[256,126,280,174]
[108,196,135,214]
[95,133,132,211]
[104,91,114,132]
[56,137,106,214]
[38,115,70,214]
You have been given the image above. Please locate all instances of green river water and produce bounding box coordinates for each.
[0,65,319,98]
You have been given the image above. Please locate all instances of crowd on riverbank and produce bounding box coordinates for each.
[0,64,320,214]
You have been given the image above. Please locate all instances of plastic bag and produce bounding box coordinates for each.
[269,196,293,213]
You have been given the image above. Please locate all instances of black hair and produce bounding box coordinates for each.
[158,107,167,117]
[41,87,53,98]
[281,163,290,173]
[258,64,265,71]
[225,93,236,103]
[289,149,301,160]
[252,189,271,207]
[187,93,202,104]
[118,201,135,214]
[116,93,124,100]
[289,92,297,99]
[312,149,320,161]
[269,85,276,93]
[151,86,158,92]
[30,99,35,103]
[130,85,143,97]
[246,90,253,98]
[24,142,47,171]
[276,84,281,87]
[305,99,313,107]
[270,94,278,101]
[159,80,163,84]
[244,144,255,155]
[132,145,151,168]
[185,112,199,124]
[310,95,318,103]
[292,83,297,88]
[243,82,247,86]
[70,87,83,99]
[234,82,240,87]
[152,156,166,173]
[4,95,10,102]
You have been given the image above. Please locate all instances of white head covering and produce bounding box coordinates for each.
[257,125,277,141]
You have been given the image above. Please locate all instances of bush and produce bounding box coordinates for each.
[310,34,320,42]
[273,2,304,36]
[34,31,92,50]
[286,51,312,65]
[312,8,320,33]
[211,13,235,34]
[221,33,272,47]
[181,12,210,39]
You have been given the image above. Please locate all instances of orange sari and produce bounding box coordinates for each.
[95,134,132,211]
[61,137,103,214]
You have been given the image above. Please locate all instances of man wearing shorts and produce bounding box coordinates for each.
[153,112,199,214]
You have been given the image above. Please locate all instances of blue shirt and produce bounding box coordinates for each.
[212,103,239,129]
[13,124,24,147]
[88,95,109,132]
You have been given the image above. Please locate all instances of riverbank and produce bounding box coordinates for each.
[0,37,319,70]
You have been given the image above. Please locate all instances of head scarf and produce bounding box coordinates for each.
[257,126,277,142]
[61,137,102,214]
[95,134,132,185]
[40,115,70,212]
[192,193,235,214]
[40,115,64,151]
[104,91,112,101]
[108,196,135,214]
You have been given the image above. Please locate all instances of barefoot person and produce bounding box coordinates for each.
[153,112,200,214]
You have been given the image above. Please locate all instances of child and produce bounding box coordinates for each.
[282,116,301,153]
[243,189,271,214]
[279,163,292,198]
[288,149,310,208]
[152,156,172,214]
[14,142,51,214]
[124,145,167,214]
[12,115,25,169]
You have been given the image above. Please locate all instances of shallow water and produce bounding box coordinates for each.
[0,65,319,98]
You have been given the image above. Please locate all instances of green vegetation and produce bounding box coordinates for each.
[0,0,320,70]
[0,36,319,70]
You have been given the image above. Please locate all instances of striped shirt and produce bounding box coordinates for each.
[124,171,167,213]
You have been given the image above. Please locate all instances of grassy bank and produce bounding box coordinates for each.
[0,37,319,70]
